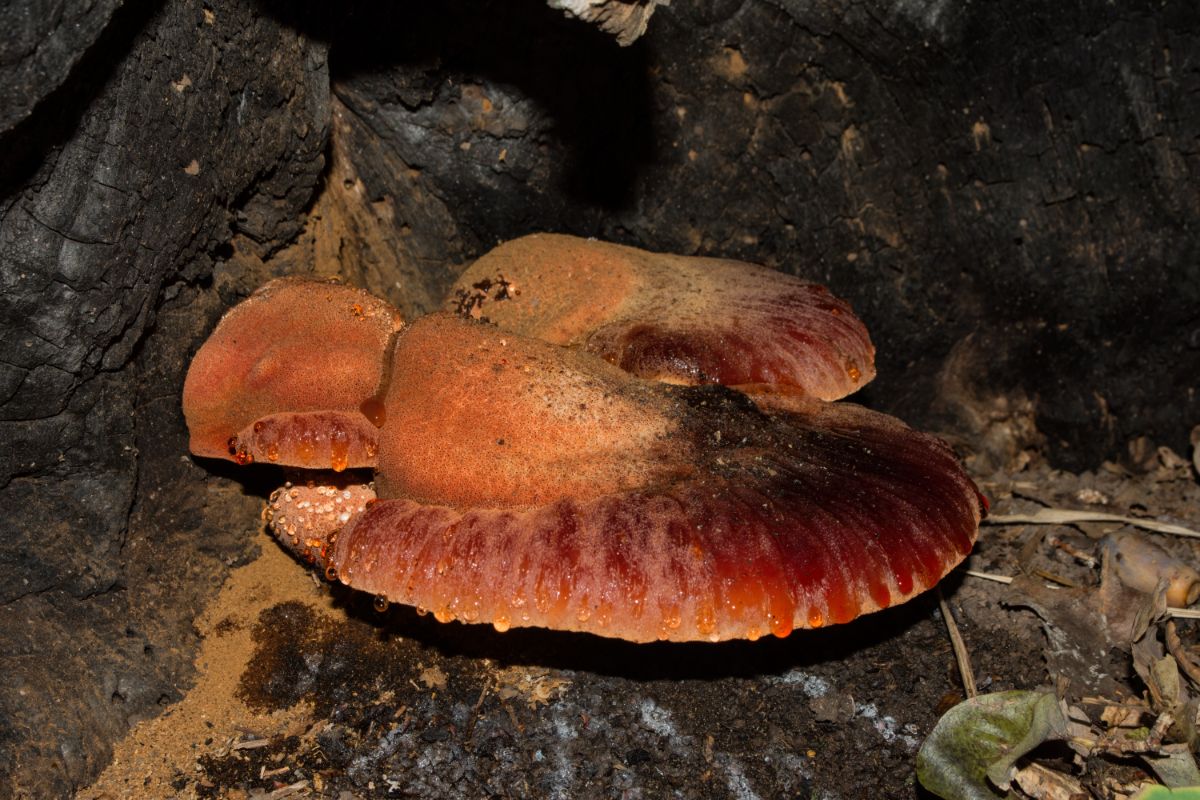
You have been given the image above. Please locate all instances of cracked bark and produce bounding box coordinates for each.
[0,0,328,794]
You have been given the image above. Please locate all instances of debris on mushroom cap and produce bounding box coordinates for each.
[309,313,982,643]
[447,233,876,400]
[265,477,376,567]
[182,278,403,469]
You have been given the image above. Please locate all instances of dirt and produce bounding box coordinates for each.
[79,544,321,800]
[79,447,1200,799]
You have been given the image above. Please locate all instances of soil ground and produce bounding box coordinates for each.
[80,450,1200,800]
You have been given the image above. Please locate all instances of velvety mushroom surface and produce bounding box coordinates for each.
[274,314,982,643]
[182,278,403,470]
[447,233,876,400]
[186,253,983,643]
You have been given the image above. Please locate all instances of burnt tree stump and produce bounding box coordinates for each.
[1,0,1197,795]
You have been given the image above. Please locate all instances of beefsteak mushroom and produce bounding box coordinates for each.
[265,313,982,643]
[183,239,984,642]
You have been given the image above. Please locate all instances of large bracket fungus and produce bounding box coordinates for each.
[184,235,985,643]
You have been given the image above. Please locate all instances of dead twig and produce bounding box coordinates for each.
[937,587,977,698]
[231,737,272,751]
[962,569,1012,585]
[1165,621,1200,687]
[986,509,1200,539]
[1030,568,1077,588]
[1046,533,1099,568]
[1092,711,1181,757]
[263,781,309,799]
[1170,608,1200,619]
[960,569,1200,619]
[465,677,492,740]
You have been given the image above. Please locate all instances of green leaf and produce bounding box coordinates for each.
[1131,786,1200,800]
[916,691,1069,800]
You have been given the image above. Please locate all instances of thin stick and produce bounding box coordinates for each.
[962,569,1013,584]
[1165,621,1200,687]
[1168,608,1200,620]
[986,509,1200,539]
[1031,568,1077,588]
[230,737,271,751]
[938,587,977,698]
[959,568,1200,618]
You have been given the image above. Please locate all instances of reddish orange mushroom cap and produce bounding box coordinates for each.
[303,314,982,643]
[447,233,876,400]
[373,313,687,510]
[182,278,404,469]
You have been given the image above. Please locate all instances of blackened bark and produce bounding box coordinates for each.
[0,0,127,134]
[0,0,329,794]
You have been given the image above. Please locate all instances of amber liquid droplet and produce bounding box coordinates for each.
[847,364,861,382]
[373,595,389,613]
[324,565,338,582]
[770,613,794,639]
[360,395,387,428]
[330,442,349,473]
[492,615,511,633]
[764,582,795,638]
[296,433,317,464]
[662,607,682,630]
[593,601,612,629]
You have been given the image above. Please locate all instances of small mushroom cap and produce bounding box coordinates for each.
[182,279,403,468]
[322,314,981,643]
[447,233,876,399]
